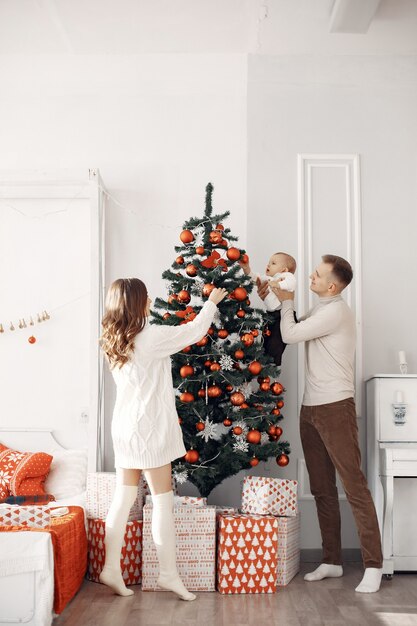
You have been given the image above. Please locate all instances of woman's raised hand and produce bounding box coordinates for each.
[208,287,228,305]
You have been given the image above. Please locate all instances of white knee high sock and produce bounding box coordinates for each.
[355,567,383,593]
[152,491,196,601]
[304,563,343,582]
[99,484,138,596]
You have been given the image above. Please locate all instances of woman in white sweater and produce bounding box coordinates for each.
[99,277,227,601]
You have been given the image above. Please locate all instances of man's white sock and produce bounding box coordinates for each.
[152,490,196,601]
[99,483,138,596]
[304,563,343,582]
[355,567,383,593]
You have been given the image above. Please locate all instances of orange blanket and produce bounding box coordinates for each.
[0,506,87,614]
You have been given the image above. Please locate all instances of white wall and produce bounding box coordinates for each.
[0,53,248,471]
[2,50,416,549]
[247,53,417,548]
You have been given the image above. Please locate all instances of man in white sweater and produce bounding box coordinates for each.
[264,254,383,594]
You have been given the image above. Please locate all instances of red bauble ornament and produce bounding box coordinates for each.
[241,253,249,264]
[207,327,214,336]
[168,293,178,305]
[234,287,248,301]
[186,264,198,277]
[236,308,246,318]
[241,333,254,347]
[163,312,170,320]
[276,453,289,467]
[233,426,243,436]
[180,364,194,378]
[258,376,270,384]
[196,336,208,347]
[198,388,206,398]
[240,402,249,409]
[217,329,228,339]
[271,408,281,416]
[271,382,284,396]
[246,429,261,444]
[185,449,200,463]
[275,426,283,438]
[251,329,259,337]
[260,382,270,392]
[202,283,215,297]
[180,391,195,403]
[196,422,205,432]
[267,424,277,436]
[248,361,262,375]
[204,359,212,368]
[263,328,272,337]
[28,335,36,344]
[209,230,222,244]
[182,345,191,353]
[195,246,205,255]
[223,418,233,427]
[180,229,194,244]
[219,239,228,247]
[210,362,221,372]
[230,392,245,406]
[178,290,191,304]
[226,384,233,392]
[216,224,224,231]
[226,247,241,261]
[277,400,284,408]
[208,384,222,398]
[234,349,244,360]
[176,256,184,265]
[250,456,259,467]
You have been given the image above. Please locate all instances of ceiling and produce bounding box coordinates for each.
[0,0,416,55]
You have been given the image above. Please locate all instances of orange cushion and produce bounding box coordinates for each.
[0,443,53,500]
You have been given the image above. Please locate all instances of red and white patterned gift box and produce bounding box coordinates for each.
[86,518,143,585]
[145,495,206,507]
[86,472,144,521]
[241,475,298,517]
[276,514,300,586]
[0,504,51,529]
[217,514,278,594]
[142,501,216,591]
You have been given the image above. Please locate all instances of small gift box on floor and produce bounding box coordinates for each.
[142,496,216,592]
[241,475,298,517]
[86,472,144,521]
[276,514,300,586]
[217,513,278,594]
[86,518,143,585]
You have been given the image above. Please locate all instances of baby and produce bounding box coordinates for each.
[240,251,297,311]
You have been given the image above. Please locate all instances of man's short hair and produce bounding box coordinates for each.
[322,254,353,287]
[274,252,297,274]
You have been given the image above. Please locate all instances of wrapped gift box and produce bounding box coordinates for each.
[241,475,298,517]
[142,497,216,592]
[217,514,278,594]
[86,518,143,585]
[145,495,206,507]
[0,504,51,529]
[86,472,144,521]
[276,514,300,586]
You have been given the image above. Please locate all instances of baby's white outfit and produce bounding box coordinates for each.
[249,270,296,312]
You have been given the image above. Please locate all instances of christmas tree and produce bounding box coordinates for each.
[151,183,291,496]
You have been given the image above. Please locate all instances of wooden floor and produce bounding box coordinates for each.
[54,563,417,626]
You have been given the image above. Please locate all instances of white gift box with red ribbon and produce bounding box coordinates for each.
[241,475,298,517]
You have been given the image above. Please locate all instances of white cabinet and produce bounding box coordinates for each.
[366,375,417,574]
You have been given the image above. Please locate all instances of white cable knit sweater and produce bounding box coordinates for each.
[110,300,218,469]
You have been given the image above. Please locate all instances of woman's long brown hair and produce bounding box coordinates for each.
[100,278,148,369]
